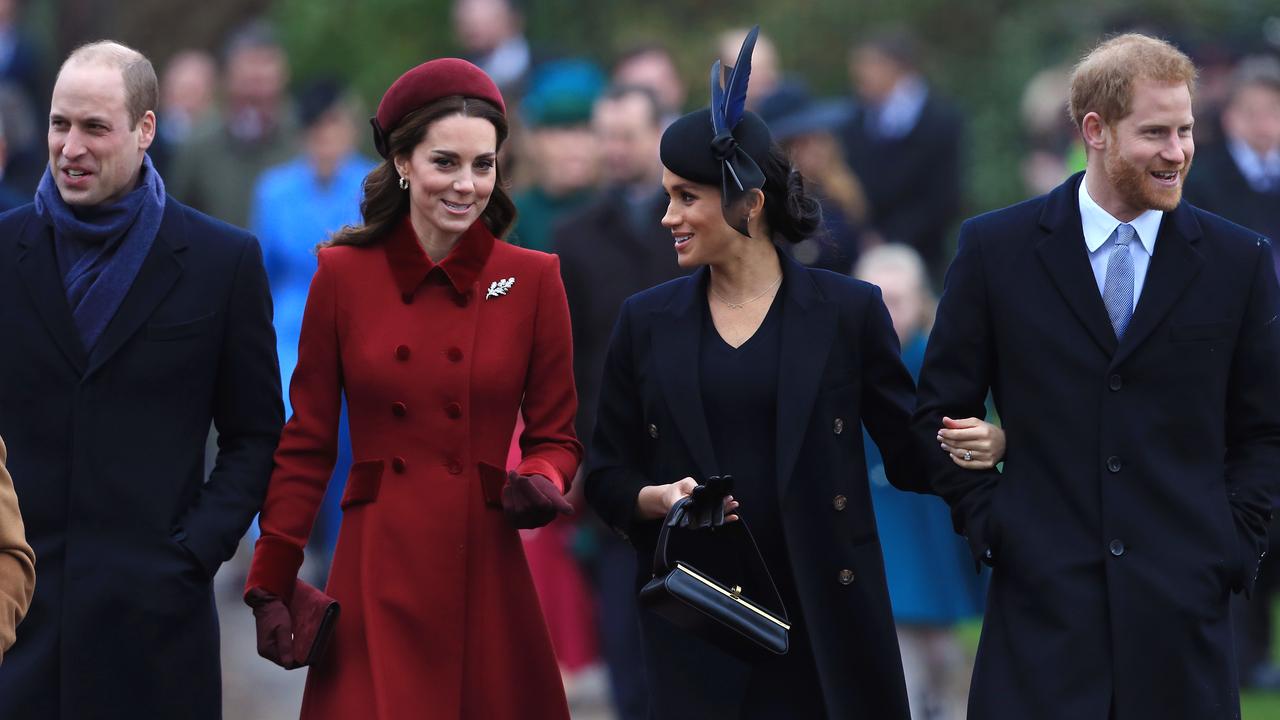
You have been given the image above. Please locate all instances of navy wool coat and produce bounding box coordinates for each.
[913,173,1280,720]
[584,251,924,719]
[0,198,283,719]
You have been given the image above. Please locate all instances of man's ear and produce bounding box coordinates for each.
[1081,111,1109,152]
[137,110,157,151]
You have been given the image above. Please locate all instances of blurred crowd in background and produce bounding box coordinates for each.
[2,0,1279,717]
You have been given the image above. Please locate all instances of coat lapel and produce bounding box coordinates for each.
[85,200,187,378]
[1111,203,1203,367]
[1035,173,1119,357]
[651,267,719,480]
[775,253,835,498]
[15,214,87,374]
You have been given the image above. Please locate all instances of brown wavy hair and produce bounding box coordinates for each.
[327,96,517,247]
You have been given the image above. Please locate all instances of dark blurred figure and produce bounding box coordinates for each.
[0,0,44,192]
[1183,54,1280,692]
[612,43,687,125]
[758,82,867,274]
[511,60,602,251]
[169,21,297,228]
[717,27,781,110]
[0,111,29,211]
[1020,65,1083,197]
[552,83,683,720]
[839,30,963,282]
[452,0,533,98]
[149,49,218,177]
[1185,55,1280,277]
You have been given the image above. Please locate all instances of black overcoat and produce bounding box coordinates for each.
[913,173,1280,720]
[584,250,924,719]
[0,199,283,719]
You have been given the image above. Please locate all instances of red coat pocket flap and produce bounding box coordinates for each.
[340,460,385,510]
[477,461,508,508]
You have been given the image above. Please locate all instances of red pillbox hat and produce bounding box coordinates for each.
[370,58,505,158]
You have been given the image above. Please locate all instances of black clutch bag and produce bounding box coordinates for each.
[639,496,790,658]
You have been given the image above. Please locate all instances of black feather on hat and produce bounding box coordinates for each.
[659,25,772,237]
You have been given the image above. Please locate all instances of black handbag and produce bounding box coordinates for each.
[639,495,791,658]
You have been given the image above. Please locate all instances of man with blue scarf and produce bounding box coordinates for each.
[0,41,283,719]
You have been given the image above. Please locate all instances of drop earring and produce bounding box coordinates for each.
[399,176,409,190]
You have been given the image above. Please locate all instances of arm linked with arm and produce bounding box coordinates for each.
[0,436,34,663]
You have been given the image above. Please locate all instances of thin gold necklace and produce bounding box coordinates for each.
[710,273,783,309]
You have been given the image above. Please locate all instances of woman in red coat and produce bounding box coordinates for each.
[243,59,581,719]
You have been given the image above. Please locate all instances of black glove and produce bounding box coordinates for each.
[680,475,735,529]
[502,471,574,529]
[246,587,298,669]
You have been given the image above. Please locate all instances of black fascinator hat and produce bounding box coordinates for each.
[659,25,773,237]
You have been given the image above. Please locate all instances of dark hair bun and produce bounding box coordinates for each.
[761,143,823,244]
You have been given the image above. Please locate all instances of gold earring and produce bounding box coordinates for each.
[399,176,409,190]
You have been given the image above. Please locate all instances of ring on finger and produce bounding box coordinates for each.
[963,450,973,461]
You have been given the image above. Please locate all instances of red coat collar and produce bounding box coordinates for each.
[385,215,496,298]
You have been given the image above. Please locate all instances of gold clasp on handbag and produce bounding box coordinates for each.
[729,585,743,599]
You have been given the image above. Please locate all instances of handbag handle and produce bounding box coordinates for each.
[651,495,790,623]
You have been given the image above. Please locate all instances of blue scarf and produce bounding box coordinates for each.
[35,154,167,351]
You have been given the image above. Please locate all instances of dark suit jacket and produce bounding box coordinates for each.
[913,173,1280,720]
[1183,142,1280,282]
[0,199,283,719]
[585,251,923,719]
[840,91,964,276]
[553,186,687,442]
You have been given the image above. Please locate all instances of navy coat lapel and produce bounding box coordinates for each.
[86,199,188,378]
[1035,174,1119,357]
[1111,203,1203,367]
[15,214,87,374]
[651,267,719,480]
[775,253,835,498]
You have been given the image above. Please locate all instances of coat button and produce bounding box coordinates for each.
[1107,456,1123,473]
[401,291,414,305]
[837,568,855,585]
[832,495,848,511]
[392,456,407,474]
[446,347,463,362]
[445,402,462,419]
[396,345,411,361]
[391,402,407,418]
[647,423,659,439]
[453,293,469,308]
[1109,539,1126,557]
[833,418,845,435]
[1109,374,1122,391]
[447,459,463,475]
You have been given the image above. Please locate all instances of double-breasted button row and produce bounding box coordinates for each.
[453,294,469,308]
[832,495,848,511]
[391,402,407,417]
[837,568,855,585]
[1109,539,1126,557]
[1108,374,1123,391]
[833,418,845,435]
[396,345,411,361]
[392,456,407,474]
[647,423,659,439]
[447,459,463,475]
[445,402,463,419]
[401,292,414,305]
[446,347,463,362]
[1107,456,1123,473]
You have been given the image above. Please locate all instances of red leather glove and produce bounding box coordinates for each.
[501,471,574,529]
[246,587,298,669]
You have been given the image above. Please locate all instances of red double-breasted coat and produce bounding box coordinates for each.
[247,216,581,719]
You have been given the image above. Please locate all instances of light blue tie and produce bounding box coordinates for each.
[1102,223,1136,339]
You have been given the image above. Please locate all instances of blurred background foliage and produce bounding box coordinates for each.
[25,0,1280,215]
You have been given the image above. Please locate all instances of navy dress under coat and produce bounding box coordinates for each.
[585,249,924,719]
[0,199,283,719]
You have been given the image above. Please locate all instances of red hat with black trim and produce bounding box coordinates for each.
[369,58,506,158]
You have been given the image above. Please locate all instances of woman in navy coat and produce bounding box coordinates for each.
[583,29,1004,720]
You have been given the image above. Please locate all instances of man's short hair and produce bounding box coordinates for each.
[596,84,662,127]
[1227,55,1280,105]
[1068,33,1197,131]
[62,40,157,129]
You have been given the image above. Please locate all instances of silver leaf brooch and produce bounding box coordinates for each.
[485,277,515,299]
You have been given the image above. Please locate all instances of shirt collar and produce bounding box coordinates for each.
[1078,173,1161,256]
[874,75,928,139]
[385,214,495,298]
[1227,137,1280,192]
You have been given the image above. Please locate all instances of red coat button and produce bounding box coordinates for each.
[395,345,411,361]
[445,402,462,419]
[447,460,463,475]
[453,293,469,308]
[392,457,407,473]
[401,292,414,305]
[446,347,463,362]
[391,402,407,417]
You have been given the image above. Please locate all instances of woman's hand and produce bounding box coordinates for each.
[937,416,1006,469]
[636,477,739,522]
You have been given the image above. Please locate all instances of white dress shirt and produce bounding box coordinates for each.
[1078,174,1162,312]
